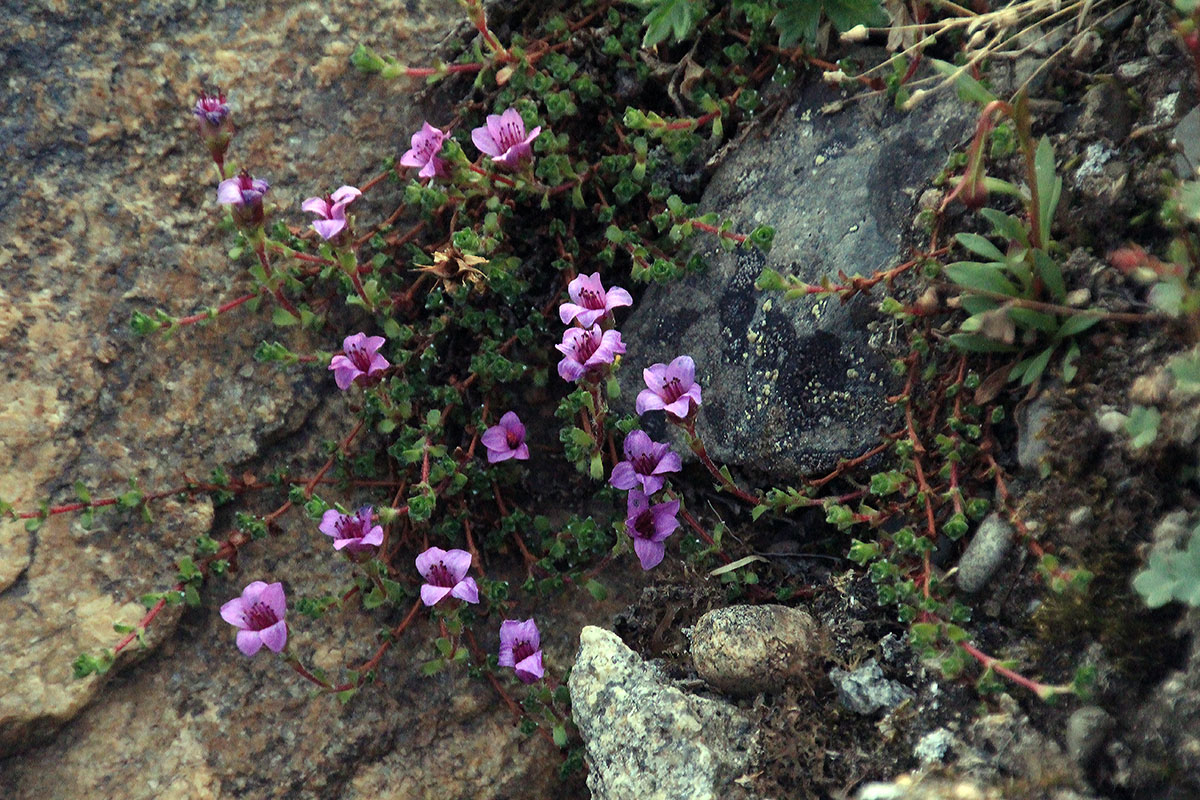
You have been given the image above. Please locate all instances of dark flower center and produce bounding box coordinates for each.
[346,342,373,372]
[659,376,686,403]
[418,136,441,160]
[512,639,536,662]
[505,429,521,449]
[631,510,655,540]
[579,287,605,310]
[497,119,524,150]
[428,561,456,588]
[333,515,363,539]
[631,452,658,475]
[571,331,599,362]
[242,601,279,631]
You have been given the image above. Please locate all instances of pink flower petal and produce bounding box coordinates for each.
[236,629,264,656]
[259,620,288,653]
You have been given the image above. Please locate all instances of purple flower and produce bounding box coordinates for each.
[555,325,626,383]
[217,170,269,228]
[302,185,361,241]
[559,272,634,328]
[193,91,231,129]
[220,581,288,656]
[609,430,682,495]
[636,356,702,420]
[193,91,233,165]
[416,546,479,606]
[319,505,384,552]
[400,121,448,179]
[471,108,541,170]
[498,618,544,684]
[625,490,680,570]
[329,332,389,390]
[481,411,530,463]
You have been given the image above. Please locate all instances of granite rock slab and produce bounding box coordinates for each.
[620,78,973,476]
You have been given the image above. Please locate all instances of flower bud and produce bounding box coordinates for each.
[193,91,234,169]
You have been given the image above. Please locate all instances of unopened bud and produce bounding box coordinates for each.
[841,24,870,43]
[193,90,234,169]
[901,89,930,111]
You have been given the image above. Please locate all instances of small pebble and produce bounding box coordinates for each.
[691,604,821,696]
[957,513,1015,594]
[1066,706,1115,767]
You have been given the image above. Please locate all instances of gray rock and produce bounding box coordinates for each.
[828,658,913,715]
[1172,107,1200,179]
[913,727,957,765]
[619,81,973,476]
[570,626,758,800]
[1017,395,1054,472]
[1066,706,1116,767]
[691,604,821,696]
[957,512,1016,594]
[1077,82,1133,142]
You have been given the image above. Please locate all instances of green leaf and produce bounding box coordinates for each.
[948,334,1018,353]
[1012,346,1054,386]
[1149,281,1184,316]
[1056,313,1102,339]
[944,262,1018,296]
[979,208,1029,248]
[928,58,997,106]
[552,723,569,748]
[641,0,701,49]
[1061,340,1080,383]
[1032,248,1066,302]
[773,0,822,47]
[584,578,608,602]
[955,233,1006,262]
[1167,350,1200,394]
[272,306,300,327]
[822,0,888,32]
[1008,307,1059,334]
[1034,137,1061,243]
[1125,404,1161,449]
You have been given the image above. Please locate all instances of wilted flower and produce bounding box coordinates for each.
[555,325,625,382]
[609,430,682,495]
[416,546,479,606]
[302,185,361,241]
[498,618,544,684]
[481,411,530,463]
[217,170,269,229]
[418,246,488,293]
[220,581,288,656]
[400,121,448,179]
[329,332,389,390]
[559,272,633,328]
[636,355,702,420]
[319,505,384,552]
[624,490,680,570]
[471,107,541,170]
[193,91,233,167]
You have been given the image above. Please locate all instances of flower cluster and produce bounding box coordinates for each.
[556,272,628,383]
[399,106,542,182]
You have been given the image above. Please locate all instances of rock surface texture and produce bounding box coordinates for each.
[0,1,601,798]
[569,626,759,800]
[620,82,972,475]
[691,604,821,696]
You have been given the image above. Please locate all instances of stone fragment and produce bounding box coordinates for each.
[956,512,1016,594]
[1066,706,1116,767]
[569,626,758,800]
[828,658,913,715]
[619,83,973,476]
[1017,394,1053,472]
[690,604,821,696]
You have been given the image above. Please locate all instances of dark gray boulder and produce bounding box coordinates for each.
[620,80,974,476]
